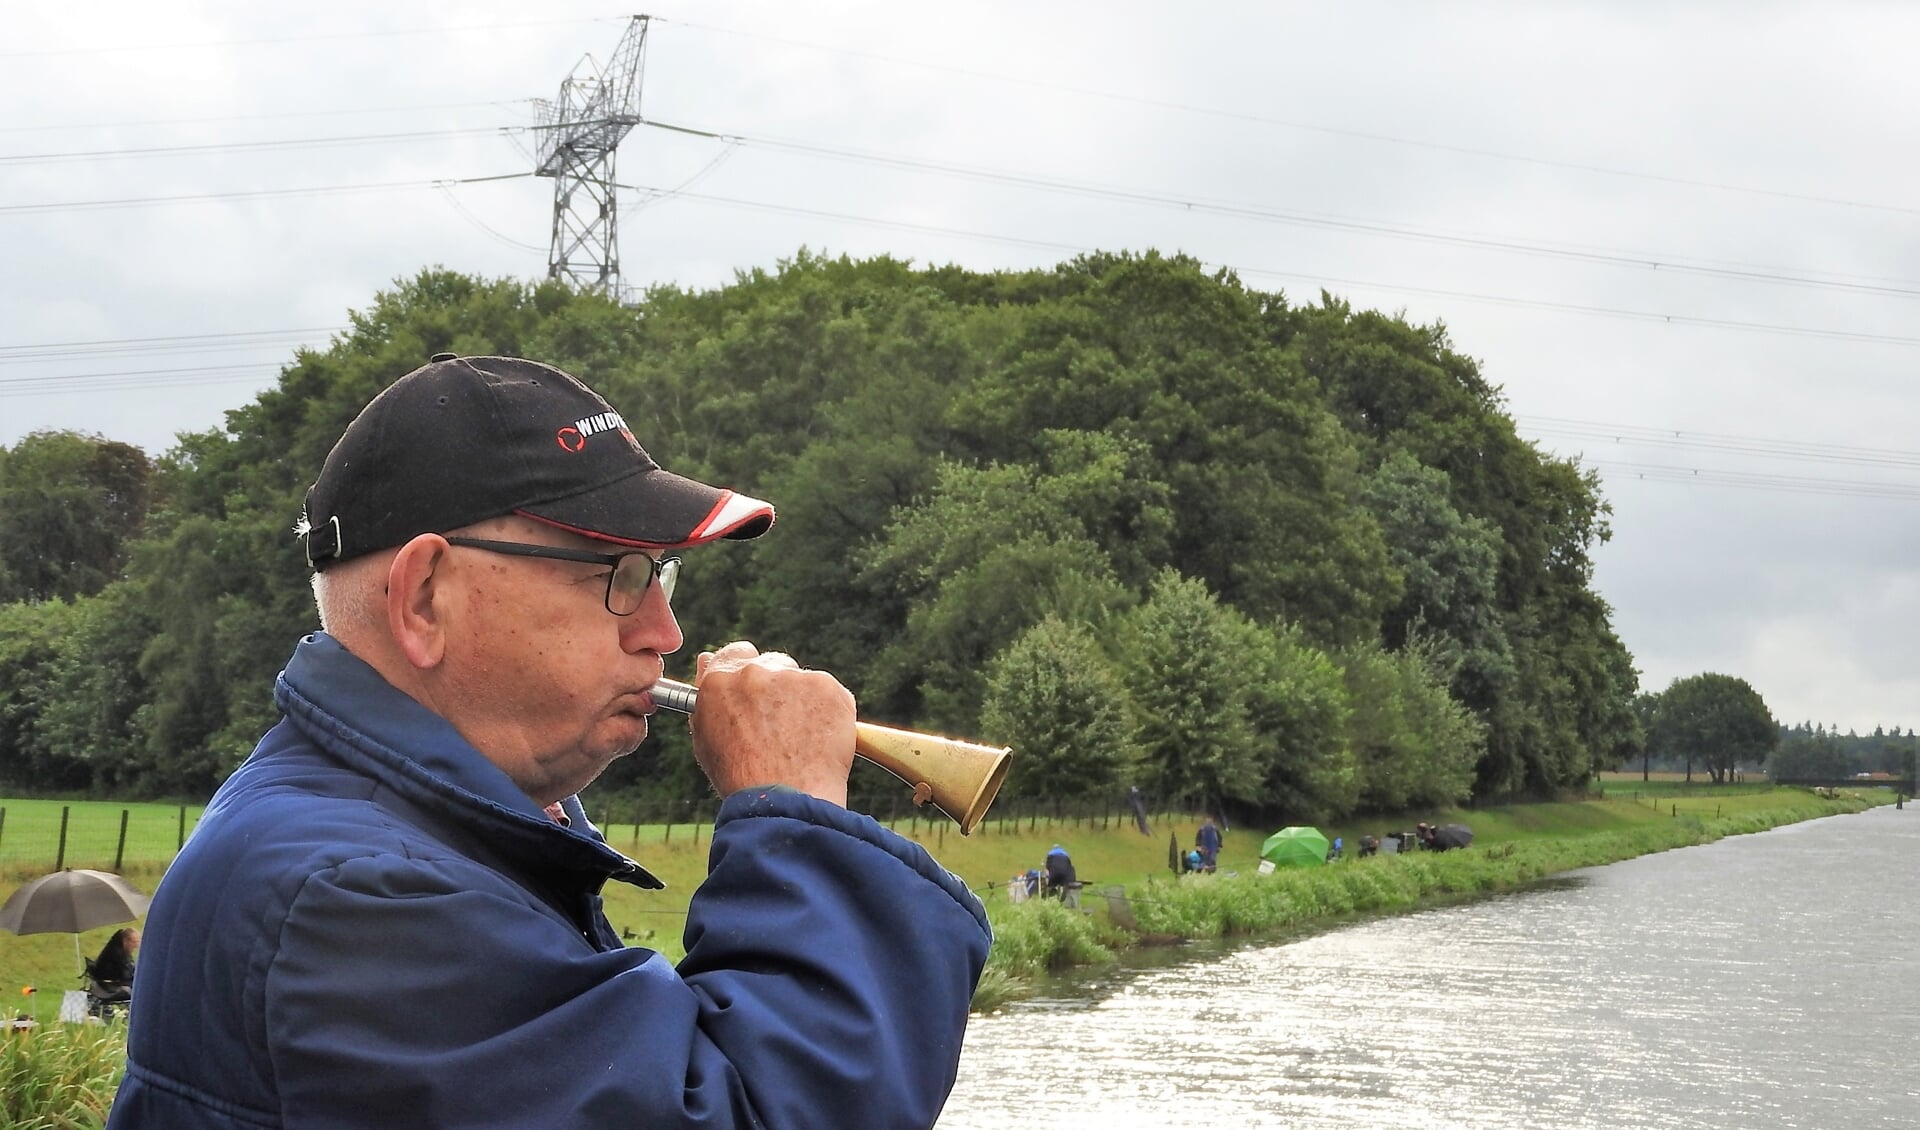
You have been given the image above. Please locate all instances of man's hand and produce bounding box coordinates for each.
[690,642,856,806]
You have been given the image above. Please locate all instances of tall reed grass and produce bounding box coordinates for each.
[0,1024,124,1129]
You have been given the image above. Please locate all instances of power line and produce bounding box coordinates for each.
[640,119,1920,302]
[617,182,1083,255]
[0,127,518,166]
[0,172,533,216]
[625,141,742,215]
[1522,417,1920,471]
[662,17,1920,220]
[8,108,1909,312]
[0,99,531,136]
[15,12,1906,225]
[0,363,281,399]
[1253,270,1920,348]
[0,327,342,364]
[434,184,546,254]
[619,183,1920,349]
[0,16,621,60]
[1582,458,1920,501]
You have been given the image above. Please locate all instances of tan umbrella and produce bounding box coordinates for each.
[0,869,151,970]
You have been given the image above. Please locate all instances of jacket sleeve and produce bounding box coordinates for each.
[680,790,991,1129]
[265,789,990,1130]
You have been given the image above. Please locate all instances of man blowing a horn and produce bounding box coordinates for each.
[108,355,990,1129]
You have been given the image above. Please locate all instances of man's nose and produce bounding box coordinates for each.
[620,583,683,656]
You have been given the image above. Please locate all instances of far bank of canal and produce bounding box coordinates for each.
[965,787,1893,1009]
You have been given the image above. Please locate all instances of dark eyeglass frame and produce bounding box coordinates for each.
[443,537,679,615]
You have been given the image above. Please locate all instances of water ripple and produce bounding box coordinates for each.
[940,807,1920,1129]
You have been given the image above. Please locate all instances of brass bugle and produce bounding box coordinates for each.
[651,678,1012,835]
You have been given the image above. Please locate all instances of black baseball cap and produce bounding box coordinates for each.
[301,354,774,569]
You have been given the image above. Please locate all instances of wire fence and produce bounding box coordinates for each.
[1,792,1193,875]
[582,792,1190,848]
[0,801,201,874]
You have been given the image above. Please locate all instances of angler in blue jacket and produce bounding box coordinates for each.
[108,355,991,1129]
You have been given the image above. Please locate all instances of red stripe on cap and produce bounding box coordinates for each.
[511,512,667,549]
[511,490,774,550]
[688,491,774,541]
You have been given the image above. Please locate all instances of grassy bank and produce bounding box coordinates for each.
[967,785,1893,1009]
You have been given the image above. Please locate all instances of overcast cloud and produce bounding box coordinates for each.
[6,2,1918,734]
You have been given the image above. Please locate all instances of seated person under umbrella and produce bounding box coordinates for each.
[90,928,140,1003]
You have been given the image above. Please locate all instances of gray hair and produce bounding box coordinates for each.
[311,553,387,636]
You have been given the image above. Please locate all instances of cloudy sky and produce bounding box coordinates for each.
[6,2,1919,734]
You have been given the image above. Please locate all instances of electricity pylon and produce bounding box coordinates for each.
[532,15,650,297]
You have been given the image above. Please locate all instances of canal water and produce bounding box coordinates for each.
[938,805,1918,1129]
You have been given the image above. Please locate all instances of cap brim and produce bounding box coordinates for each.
[516,467,774,549]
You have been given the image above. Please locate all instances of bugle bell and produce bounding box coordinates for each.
[650,678,1012,835]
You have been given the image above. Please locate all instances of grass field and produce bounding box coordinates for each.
[0,799,203,873]
[3,783,1899,1027]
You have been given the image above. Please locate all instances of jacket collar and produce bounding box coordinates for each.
[274,633,663,890]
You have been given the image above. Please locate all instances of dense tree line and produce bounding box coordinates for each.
[1769,721,1919,782]
[0,253,1644,821]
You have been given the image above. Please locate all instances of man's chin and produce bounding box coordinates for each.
[598,714,650,757]
[530,739,643,807]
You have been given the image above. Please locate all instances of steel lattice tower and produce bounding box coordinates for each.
[532,15,650,297]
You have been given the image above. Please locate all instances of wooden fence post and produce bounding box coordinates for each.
[114,809,130,872]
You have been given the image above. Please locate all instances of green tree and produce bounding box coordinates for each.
[30,582,160,792]
[1112,572,1269,808]
[863,430,1163,729]
[948,252,1395,645]
[1359,451,1511,705]
[1340,638,1482,811]
[0,256,1652,812]
[1629,691,1660,776]
[1654,673,1778,783]
[1292,299,1638,797]
[0,598,91,789]
[1242,619,1357,821]
[1110,573,1359,821]
[0,430,153,603]
[978,617,1138,801]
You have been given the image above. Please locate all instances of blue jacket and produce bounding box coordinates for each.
[109,634,990,1128]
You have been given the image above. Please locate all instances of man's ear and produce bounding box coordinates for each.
[387,535,452,670]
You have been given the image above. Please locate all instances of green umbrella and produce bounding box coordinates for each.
[1260,826,1330,869]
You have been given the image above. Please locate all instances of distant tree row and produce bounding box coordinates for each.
[1769,721,1920,782]
[1633,672,1920,785]
[0,252,1645,822]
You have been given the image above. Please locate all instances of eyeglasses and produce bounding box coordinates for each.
[443,537,679,615]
